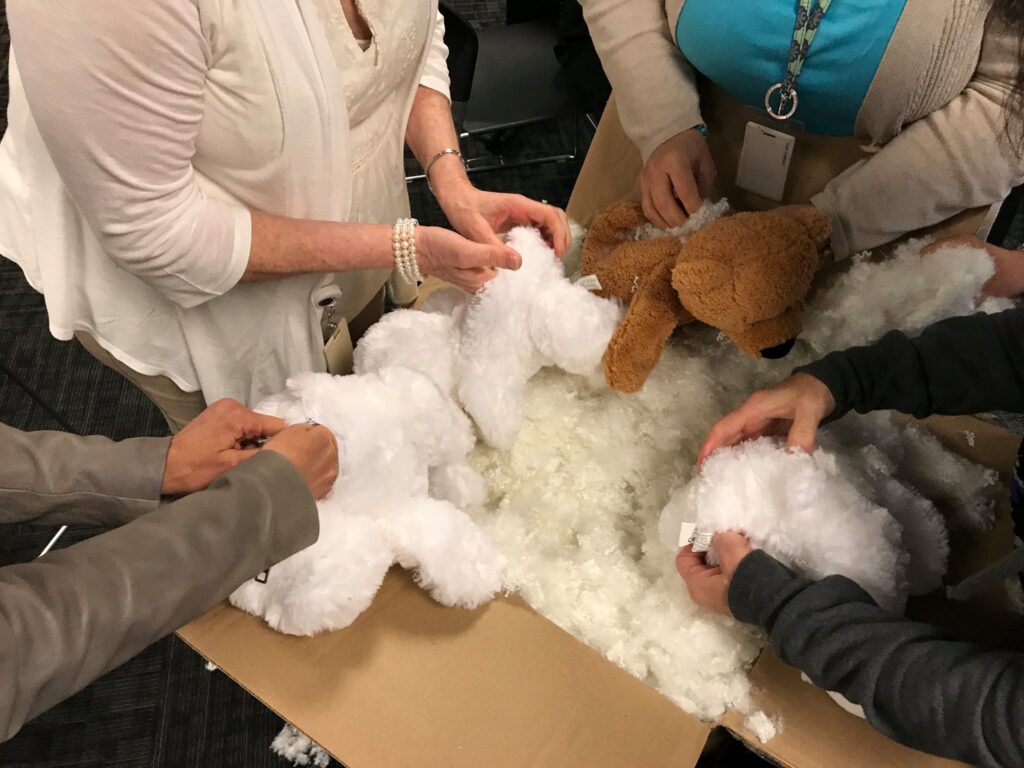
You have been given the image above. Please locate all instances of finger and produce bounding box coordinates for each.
[676,545,713,578]
[786,409,820,454]
[530,201,571,258]
[667,165,703,221]
[698,410,769,466]
[712,532,752,574]
[641,192,669,231]
[462,214,504,247]
[221,447,260,471]
[695,155,718,200]
[238,411,287,440]
[483,244,521,271]
[650,174,689,229]
[556,208,572,256]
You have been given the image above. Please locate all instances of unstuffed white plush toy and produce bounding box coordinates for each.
[229,367,505,636]
[354,226,624,448]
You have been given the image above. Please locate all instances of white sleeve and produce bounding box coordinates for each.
[419,10,452,102]
[8,0,251,309]
[580,0,702,160]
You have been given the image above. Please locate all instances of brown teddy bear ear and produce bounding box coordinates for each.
[672,258,732,297]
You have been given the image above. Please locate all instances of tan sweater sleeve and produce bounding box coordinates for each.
[0,451,318,742]
[580,0,703,160]
[811,12,1024,259]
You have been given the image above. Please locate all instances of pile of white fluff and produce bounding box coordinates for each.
[248,219,1008,764]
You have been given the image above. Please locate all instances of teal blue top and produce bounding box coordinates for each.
[675,0,908,136]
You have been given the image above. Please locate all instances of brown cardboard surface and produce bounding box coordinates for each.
[179,570,710,768]
[719,652,969,768]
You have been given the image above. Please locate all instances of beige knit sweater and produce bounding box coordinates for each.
[581,0,1023,258]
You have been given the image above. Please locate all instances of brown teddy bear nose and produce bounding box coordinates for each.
[760,339,797,359]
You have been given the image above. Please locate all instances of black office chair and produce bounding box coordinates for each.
[408,2,607,181]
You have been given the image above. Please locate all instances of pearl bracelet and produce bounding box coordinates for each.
[393,218,423,285]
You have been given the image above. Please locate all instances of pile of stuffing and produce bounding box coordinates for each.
[237,218,1007,760]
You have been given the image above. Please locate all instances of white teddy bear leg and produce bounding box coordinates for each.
[383,498,505,609]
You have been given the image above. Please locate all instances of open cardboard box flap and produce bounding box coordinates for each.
[180,100,1023,768]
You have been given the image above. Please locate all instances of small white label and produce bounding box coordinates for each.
[736,122,795,203]
[678,522,697,548]
[576,274,603,291]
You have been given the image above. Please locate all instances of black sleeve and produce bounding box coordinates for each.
[797,307,1024,421]
[729,551,1024,768]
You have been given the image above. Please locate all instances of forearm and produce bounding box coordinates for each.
[0,452,318,742]
[0,424,168,527]
[730,552,1024,768]
[798,308,1024,420]
[404,86,471,202]
[243,213,395,282]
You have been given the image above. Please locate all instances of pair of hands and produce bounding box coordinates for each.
[161,398,338,501]
[680,372,837,616]
[418,171,571,293]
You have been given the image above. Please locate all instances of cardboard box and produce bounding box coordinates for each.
[179,100,1024,768]
[178,411,1021,768]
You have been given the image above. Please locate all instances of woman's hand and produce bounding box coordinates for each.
[162,398,286,495]
[417,225,522,293]
[676,532,752,616]
[697,373,836,466]
[923,235,1024,298]
[435,177,571,257]
[641,128,717,230]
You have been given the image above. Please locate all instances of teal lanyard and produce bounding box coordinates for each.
[765,0,833,121]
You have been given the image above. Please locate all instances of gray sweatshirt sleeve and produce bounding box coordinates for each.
[729,550,1024,768]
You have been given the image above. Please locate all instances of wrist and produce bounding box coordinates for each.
[428,153,472,203]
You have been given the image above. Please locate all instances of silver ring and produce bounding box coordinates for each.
[764,83,799,122]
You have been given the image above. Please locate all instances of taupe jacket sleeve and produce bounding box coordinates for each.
[812,12,1024,258]
[0,423,170,527]
[581,0,702,160]
[0,451,319,742]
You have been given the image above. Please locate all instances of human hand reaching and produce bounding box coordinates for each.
[436,178,571,257]
[697,373,836,467]
[676,532,753,617]
[640,128,717,230]
[261,423,339,500]
[416,225,523,293]
[161,398,286,495]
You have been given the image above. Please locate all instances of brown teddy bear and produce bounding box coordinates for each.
[580,201,832,393]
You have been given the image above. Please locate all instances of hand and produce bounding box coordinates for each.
[436,178,572,257]
[923,235,1024,298]
[162,398,286,495]
[417,225,522,293]
[698,373,835,466]
[640,128,717,230]
[676,532,753,616]
[261,423,339,500]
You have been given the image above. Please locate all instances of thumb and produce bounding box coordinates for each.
[786,409,820,453]
[484,243,522,271]
[713,531,752,574]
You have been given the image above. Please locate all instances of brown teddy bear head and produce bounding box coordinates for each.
[671,208,830,358]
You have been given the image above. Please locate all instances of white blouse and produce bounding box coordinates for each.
[0,0,449,406]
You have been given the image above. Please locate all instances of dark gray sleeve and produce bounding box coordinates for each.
[729,550,1024,768]
[0,451,319,743]
[798,307,1024,422]
[0,422,170,527]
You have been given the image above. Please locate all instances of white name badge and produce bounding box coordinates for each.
[736,122,796,203]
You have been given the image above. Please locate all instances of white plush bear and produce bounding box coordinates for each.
[659,422,997,613]
[355,226,624,448]
[229,367,505,636]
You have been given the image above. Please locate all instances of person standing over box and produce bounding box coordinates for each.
[0,399,337,743]
[0,0,570,433]
[580,0,1024,293]
[683,306,1024,768]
